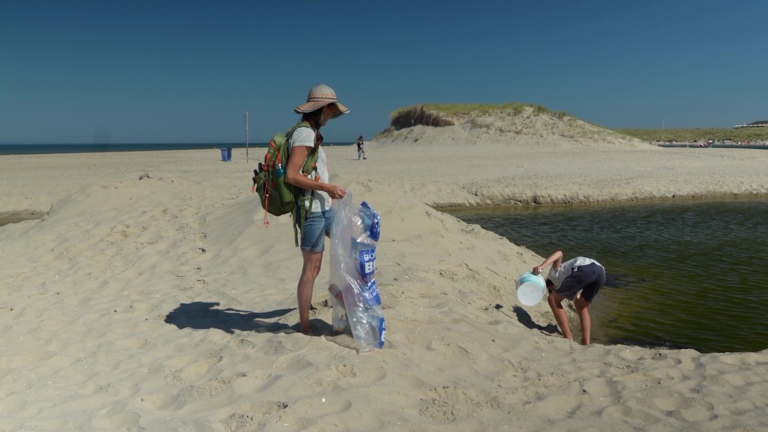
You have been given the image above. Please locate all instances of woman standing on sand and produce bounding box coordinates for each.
[284,84,349,336]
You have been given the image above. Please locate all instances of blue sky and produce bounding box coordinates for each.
[1,0,766,144]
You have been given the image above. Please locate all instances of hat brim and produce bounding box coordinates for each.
[294,101,349,119]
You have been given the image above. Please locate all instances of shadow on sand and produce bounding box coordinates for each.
[494,304,561,335]
[164,301,332,335]
[496,304,692,350]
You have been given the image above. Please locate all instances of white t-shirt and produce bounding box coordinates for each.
[288,127,330,212]
[547,257,603,288]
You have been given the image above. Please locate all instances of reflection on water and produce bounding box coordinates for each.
[448,199,768,353]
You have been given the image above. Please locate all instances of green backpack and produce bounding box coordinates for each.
[252,122,320,246]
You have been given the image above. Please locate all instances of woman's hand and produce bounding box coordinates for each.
[324,184,346,199]
[533,265,546,275]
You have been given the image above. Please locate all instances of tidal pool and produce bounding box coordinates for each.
[448,199,768,353]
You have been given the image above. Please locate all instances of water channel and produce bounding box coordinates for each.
[448,199,768,353]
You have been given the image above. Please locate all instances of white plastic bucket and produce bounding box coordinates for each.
[516,272,546,306]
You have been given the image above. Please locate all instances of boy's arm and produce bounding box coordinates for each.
[533,250,563,275]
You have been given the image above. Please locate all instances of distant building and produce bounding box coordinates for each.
[733,120,768,129]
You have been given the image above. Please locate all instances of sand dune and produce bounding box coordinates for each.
[2,118,768,430]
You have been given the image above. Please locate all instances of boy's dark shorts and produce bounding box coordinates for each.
[554,263,606,303]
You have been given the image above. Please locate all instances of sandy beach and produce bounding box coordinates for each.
[3,114,768,431]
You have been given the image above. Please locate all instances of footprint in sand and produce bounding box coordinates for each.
[229,338,257,352]
[91,411,142,430]
[675,405,715,422]
[290,396,353,421]
[426,340,472,361]
[418,385,501,423]
[222,401,289,432]
[601,404,661,426]
[133,378,234,412]
[652,393,715,416]
[262,337,303,356]
[131,393,176,411]
[263,337,291,356]
[164,356,222,386]
[167,381,229,409]
[232,371,282,395]
[271,353,314,373]
[305,364,387,388]
[113,337,150,350]
[46,355,80,369]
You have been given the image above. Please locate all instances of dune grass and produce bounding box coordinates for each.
[373,103,573,139]
[381,103,571,135]
[616,128,768,142]
[391,103,569,120]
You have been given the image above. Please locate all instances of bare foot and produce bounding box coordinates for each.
[300,324,321,336]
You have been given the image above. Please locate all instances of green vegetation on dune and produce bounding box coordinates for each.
[616,128,768,142]
[378,103,572,137]
[379,104,768,143]
[391,103,570,120]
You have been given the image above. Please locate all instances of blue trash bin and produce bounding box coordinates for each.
[220,147,232,162]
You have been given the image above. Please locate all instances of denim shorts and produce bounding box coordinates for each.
[298,208,333,252]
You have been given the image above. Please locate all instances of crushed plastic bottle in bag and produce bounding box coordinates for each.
[328,191,385,351]
[359,201,381,241]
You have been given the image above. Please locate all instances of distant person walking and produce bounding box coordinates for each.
[356,135,367,160]
[285,84,349,336]
[533,250,606,345]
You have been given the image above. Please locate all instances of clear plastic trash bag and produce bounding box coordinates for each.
[328,191,385,351]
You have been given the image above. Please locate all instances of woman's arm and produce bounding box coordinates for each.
[533,250,563,275]
[284,145,346,199]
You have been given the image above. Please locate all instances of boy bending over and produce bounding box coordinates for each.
[533,250,606,345]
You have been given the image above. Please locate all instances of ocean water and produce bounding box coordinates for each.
[0,142,354,156]
[448,199,768,353]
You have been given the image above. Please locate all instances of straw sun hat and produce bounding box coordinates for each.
[294,84,350,119]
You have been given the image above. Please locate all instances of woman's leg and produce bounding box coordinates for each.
[548,291,573,341]
[298,250,323,334]
[574,297,591,345]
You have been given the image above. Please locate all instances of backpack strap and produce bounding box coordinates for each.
[286,121,312,143]
[286,122,322,247]
[293,162,320,247]
[293,189,316,247]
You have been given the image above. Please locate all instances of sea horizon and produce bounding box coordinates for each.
[0,142,355,156]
